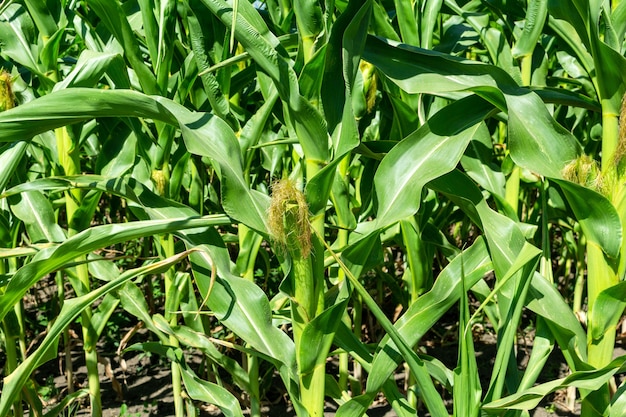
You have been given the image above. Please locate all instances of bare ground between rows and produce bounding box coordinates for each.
[20,276,615,416]
[28,330,603,417]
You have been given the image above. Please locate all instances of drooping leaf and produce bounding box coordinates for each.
[0,252,194,416]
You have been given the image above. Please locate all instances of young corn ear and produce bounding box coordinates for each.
[360,61,377,115]
[151,169,168,196]
[267,179,311,259]
[562,154,605,194]
[0,71,14,112]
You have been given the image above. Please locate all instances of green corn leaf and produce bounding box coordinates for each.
[0,142,28,192]
[8,191,66,243]
[198,0,329,163]
[393,0,418,45]
[554,179,622,259]
[0,251,194,416]
[119,281,169,343]
[588,281,626,342]
[527,273,588,369]
[373,94,492,229]
[512,0,549,59]
[0,4,44,78]
[421,0,444,49]
[0,215,229,323]
[298,295,349,389]
[54,50,130,90]
[86,0,159,94]
[363,35,581,179]
[22,0,58,37]
[165,324,252,393]
[460,123,506,198]
[517,317,555,391]
[39,26,65,74]
[358,238,491,404]
[454,252,481,417]
[186,3,236,125]
[0,88,269,234]
[87,293,120,350]
[482,356,626,412]
[42,389,89,417]
[125,340,245,417]
[187,246,297,377]
[179,366,245,417]
[1,174,298,374]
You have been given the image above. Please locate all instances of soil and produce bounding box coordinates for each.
[28,327,595,417]
[18,276,621,417]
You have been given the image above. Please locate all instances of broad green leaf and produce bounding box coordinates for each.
[363,35,581,179]
[460,123,506,198]
[527,273,588,369]
[517,317,555,391]
[86,0,159,94]
[363,35,504,94]
[421,0,444,49]
[612,2,626,46]
[444,0,520,80]
[8,191,66,243]
[321,0,371,158]
[393,0,418,45]
[166,324,252,393]
[39,26,65,74]
[179,367,245,417]
[0,142,28,192]
[119,281,169,342]
[0,4,44,78]
[298,294,348,384]
[609,381,626,417]
[297,294,348,394]
[198,0,329,163]
[481,242,541,402]
[42,389,89,417]
[400,217,433,298]
[186,3,237,126]
[454,252,481,417]
[325,231,448,416]
[482,356,626,412]
[554,179,622,259]
[512,0,549,59]
[364,238,492,397]
[23,0,58,37]
[374,95,492,228]
[531,86,600,112]
[154,96,271,234]
[0,88,269,234]
[588,281,626,342]
[294,0,323,48]
[187,247,297,375]
[1,174,297,374]
[506,92,580,179]
[87,293,120,350]
[0,215,229,323]
[125,339,246,417]
[54,50,129,90]
[95,128,137,178]
[0,251,194,416]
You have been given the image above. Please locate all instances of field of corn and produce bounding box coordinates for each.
[2,0,626,416]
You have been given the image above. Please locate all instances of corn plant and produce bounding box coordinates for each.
[1,1,626,417]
